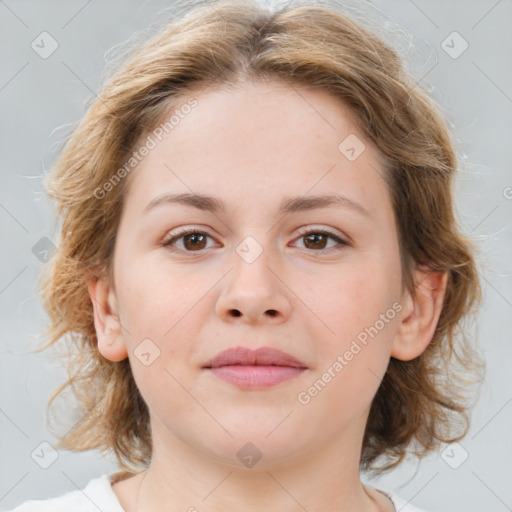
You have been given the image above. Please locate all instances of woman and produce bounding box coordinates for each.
[11,1,483,510]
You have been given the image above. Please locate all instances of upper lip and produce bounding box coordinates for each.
[203,346,307,369]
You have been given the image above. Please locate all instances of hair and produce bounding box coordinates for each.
[38,0,484,476]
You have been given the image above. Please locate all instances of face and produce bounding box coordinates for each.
[100,79,412,469]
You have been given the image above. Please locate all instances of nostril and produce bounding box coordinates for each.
[231,309,242,317]
[266,309,277,317]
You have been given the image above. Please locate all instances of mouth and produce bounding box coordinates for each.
[203,346,308,390]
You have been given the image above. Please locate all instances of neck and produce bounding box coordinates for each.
[132,415,390,512]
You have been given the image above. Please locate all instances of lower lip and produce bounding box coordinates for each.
[207,365,306,389]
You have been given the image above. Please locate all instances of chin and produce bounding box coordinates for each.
[198,428,306,470]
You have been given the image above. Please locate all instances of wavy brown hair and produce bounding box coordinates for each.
[37,0,484,475]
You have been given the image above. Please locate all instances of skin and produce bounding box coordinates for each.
[88,79,447,512]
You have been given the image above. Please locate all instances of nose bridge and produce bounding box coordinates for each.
[233,235,275,292]
[216,234,291,323]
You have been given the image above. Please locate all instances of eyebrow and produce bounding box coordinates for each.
[143,192,370,218]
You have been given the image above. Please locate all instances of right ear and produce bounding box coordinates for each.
[87,276,128,362]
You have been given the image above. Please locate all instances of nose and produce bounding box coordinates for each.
[215,247,292,325]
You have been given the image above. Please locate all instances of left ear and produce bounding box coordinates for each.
[391,267,448,361]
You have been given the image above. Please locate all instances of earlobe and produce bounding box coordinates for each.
[87,276,128,362]
[391,268,448,361]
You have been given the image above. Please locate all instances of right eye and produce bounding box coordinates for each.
[162,228,217,253]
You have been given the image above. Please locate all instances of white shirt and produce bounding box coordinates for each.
[5,473,430,512]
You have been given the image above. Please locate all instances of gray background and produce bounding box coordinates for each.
[1,1,511,511]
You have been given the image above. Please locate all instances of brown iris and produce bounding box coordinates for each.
[303,233,328,250]
[183,233,208,251]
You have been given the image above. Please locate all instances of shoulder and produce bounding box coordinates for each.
[4,473,125,512]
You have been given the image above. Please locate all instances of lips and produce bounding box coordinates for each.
[203,346,308,390]
[203,346,307,369]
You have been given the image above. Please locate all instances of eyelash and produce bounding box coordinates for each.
[162,227,350,255]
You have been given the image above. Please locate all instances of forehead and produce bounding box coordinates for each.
[123,79,389,217]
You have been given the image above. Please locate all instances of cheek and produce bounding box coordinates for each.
[116,255,211,339]
[309,258,399,343]
[115,260,216,388]
[297,267,399,420]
